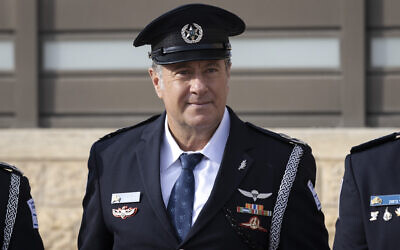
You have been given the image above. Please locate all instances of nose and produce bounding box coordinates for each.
[189,74,208,95]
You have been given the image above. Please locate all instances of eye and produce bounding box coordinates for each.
[176,70,190,75]
[205,67,218,73]
[174,69,192,78]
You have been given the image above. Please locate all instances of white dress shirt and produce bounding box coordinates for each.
[160,107,230,225]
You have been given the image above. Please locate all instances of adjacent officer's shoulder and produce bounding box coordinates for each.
[0,162,23,176]
[350,132,400,154]
[97,114,161,143]
[245,122,309,148]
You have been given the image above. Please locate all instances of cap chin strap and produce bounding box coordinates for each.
[149,42,231,59]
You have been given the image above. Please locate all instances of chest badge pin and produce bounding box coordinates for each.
[238,160,247,170]
[370,211,379,221]
[395,207,400,217]
[112,194,121,204]
[383,207,392,221]
[370,196,383,206]
[238,188,272,202]
[240,216,267,232]
[112,206,138,219]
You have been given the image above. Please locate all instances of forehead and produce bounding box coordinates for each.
[163,60,225,70]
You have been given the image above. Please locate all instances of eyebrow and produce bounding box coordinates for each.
[166,63,190,72]
[204,62,220,68]
[167,61,221,71]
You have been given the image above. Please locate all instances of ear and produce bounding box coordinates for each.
[148,67,163,99]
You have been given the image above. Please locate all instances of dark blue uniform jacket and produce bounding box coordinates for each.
[334,132,400,250]
[79,108,329,250]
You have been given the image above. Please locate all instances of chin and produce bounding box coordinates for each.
[187,114,221,129]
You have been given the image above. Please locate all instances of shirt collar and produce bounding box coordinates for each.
[162,107,230,169]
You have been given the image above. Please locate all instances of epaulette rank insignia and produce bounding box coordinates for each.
[278,133,308,147]
[0,162,23,175]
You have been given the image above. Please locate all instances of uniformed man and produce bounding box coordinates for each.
[334,132,400,250]
[0,162,44,250]
[78,4,329,250]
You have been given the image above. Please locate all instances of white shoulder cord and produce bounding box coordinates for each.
[269,145,303,250]
[2,173,20,250]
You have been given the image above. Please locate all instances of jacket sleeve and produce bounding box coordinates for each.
[78,144,113,250]
[279,146,330,250]
[9,176,44,250]
[333,155,367,250]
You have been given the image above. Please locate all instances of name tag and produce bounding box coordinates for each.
[111,192,141,204]
[370,194,400,207]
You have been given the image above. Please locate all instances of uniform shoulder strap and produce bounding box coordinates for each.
[98,114,161,142]
[245,122,309,147]
[0,162,23,176]
[350,132,400,153]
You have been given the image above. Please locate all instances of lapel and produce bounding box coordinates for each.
[184,108,254,243]
[135,112,179,244]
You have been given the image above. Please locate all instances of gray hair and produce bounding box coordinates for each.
[151,62,164,88]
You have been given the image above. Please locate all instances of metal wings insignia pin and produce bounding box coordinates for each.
[112,206,138,219]
[238,188,272,202]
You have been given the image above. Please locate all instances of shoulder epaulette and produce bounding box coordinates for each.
[98,114,161,142]
[0,162,23,175]
[245,122,308,147]
[350,132,400,153]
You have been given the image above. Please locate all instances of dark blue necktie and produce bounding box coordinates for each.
[167,153,203,242]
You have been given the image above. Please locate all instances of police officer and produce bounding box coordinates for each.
[334,132,400,250]
[78,4,329,250]
[0,162,44,250]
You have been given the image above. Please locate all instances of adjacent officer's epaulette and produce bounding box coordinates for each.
[350,132,400,153]
[0,162,23,175]
[98,114,161,142]
[245,122,308,147]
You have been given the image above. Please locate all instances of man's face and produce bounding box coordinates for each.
[150,59,230,133]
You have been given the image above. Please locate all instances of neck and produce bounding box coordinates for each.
[167,121,219,152]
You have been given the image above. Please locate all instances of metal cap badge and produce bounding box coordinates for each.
[181,23,203,44]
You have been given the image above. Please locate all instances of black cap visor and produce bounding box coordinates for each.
[152,48,231,65]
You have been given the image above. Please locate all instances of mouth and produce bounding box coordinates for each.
[186,101,213,110]
[188,101,212,106]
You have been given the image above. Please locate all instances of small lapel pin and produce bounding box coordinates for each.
[240,216,267,232]
[370,211,379,221]
[395,207,400,217]
[112,206,138,219]
[238,188,272,202]
[383,207,392,221]
[238,160,247,170]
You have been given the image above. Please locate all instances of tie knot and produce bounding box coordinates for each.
[179,153,203,171]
